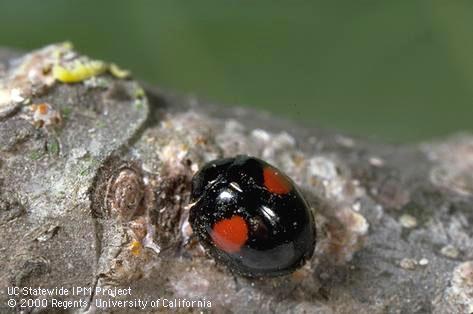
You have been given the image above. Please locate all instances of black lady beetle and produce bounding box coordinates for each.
[189,155,316,277]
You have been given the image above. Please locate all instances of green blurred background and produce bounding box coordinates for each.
[1,1,472,143]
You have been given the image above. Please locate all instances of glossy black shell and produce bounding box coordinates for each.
[189,155,316,277]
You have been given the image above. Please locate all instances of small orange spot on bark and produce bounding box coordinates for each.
[211,215,248,253]
[37,103,48,114]
[263,166,291,195]
[291,267,309,282]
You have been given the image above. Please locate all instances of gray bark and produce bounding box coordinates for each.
[0,44,472,314]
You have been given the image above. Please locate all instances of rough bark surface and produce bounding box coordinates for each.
[0,45,472,314]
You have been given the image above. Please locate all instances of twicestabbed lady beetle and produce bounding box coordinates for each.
[189,155,316,277]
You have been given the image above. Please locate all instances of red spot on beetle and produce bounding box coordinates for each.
[263,166,291,195]
[211,215,248,253]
